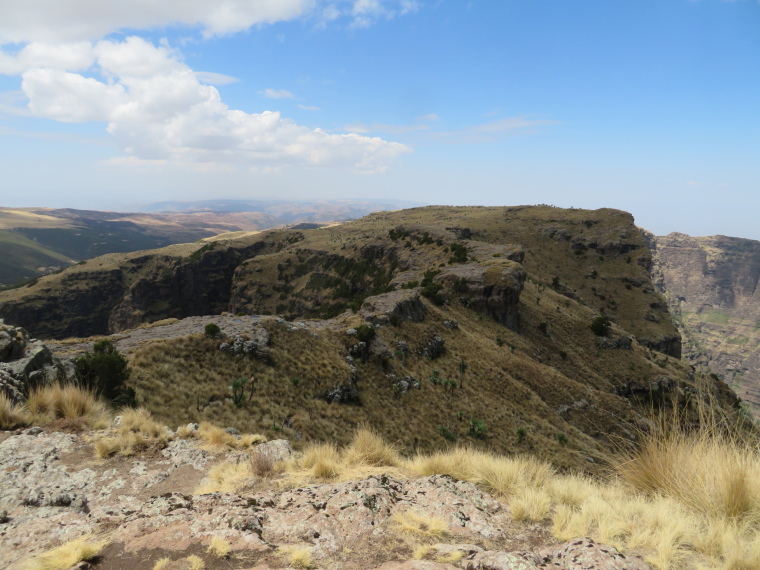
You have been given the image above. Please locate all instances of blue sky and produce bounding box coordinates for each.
[0,0,758,238]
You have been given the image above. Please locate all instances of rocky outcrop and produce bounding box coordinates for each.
[361,290,427,325]
[435,261,526,331]
[649,232,760,415]
[0,428,652,570]
[0,321,76,403]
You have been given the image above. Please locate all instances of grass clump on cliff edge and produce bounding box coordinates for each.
[25,384,110,428]
[283,427,403,484]
[23,534,109,570]
[94,407,170,458]
[0,392,29,429]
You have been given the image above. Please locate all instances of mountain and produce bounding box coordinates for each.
[0,200,419,287]
[0,205,739,474]
[648,231,760,417]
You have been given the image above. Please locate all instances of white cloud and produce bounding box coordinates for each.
[0,2,417,173]
[16,37,410,171]
[0,0,314,43]
[260,88,295,99]
[343,115,556,143]
[195,71,239,86]
[298,104,321,110]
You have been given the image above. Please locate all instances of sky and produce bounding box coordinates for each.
[0,0,758,239]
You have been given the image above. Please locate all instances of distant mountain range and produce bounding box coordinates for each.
[0,199,422,286]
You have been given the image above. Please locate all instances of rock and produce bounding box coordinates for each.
[595,335,633,350]
[466,551,539,570]
[219,328,270,361]
[435,262,526,332]
[361,290,427,325]
[540,537,651,569]
[374,562,459,570]
[254,439,294,463]
[422,335,446,360]
[0,321,77,404]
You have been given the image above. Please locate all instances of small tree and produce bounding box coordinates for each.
[591,316,611,336]
[77,340,134,406]
[205,323,221,337]
[469,418,488,439]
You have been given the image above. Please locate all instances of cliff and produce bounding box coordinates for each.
[648,232,760,416]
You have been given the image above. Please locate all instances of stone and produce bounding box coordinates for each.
[360,290,427,325]
[466,551,539,570]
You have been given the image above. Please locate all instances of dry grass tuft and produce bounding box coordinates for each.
[196,421,267,450]
[342,427,401,467]
[94,407,171,458]
[391,510,449,539]
[207,535,232,558]
[152,558,171,570]
[23,534,108,570]
[0,392,29,429]
[194,459,253,494]
[278,545,314,569]
[25,384,110,428]
[186,555,205,570]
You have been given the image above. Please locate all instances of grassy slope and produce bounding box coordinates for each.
[0,229,74,286]
[118,207,739,475]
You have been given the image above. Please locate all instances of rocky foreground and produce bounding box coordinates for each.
[0,425,650,570]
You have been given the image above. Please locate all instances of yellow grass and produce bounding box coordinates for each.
[94,407,171,458]
[25,384,110,428]
[207,535,231,558]
[194,459,254,494]
[186,555,205,570]
[23,535,108,570]
[196,421,266,450]
[152,558,171,570]
[0,392,29,429]
[391,510,449,539]
[278,545,313,569]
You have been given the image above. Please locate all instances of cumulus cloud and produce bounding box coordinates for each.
[15,37,410,171]
[0,1,417,173]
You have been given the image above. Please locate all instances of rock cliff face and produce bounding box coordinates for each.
[648,232,760,415]
[0,320,76,403]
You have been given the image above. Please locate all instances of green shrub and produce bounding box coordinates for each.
[590,316,611,336]
[556,433,569,446]
[76,340,133,405]
[517,427,527,444]
[356,324,376,343]
[469,418,487,438]
[439,425,457,442]
[205,323,221,337]
[230,377,248,408]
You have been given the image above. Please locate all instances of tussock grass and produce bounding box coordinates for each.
[194,421,266,450]
[23,534,108,570]
[25,384,110,428]
[152,558,171,570]
[186,555,205,570]
[94,407,170,458]
[278,545,313,569]
[282,428,405,484]
[391,510,449,539]
[0,392,29,429]
[207,535,231,558]
[195,459,255,494]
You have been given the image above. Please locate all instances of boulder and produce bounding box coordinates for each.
[0,320,77,403]
[435,261,526,332]
[361,290,427,325]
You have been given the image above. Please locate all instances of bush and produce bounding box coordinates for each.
[355,324,376,343]
[204,323,221,337]
[469,418,488,438]
[590,316,611,336]
[76,340,133,405]
[439,425,457,442]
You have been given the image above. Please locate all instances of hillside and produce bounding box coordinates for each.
[0,205,741,475]
[648,232,760,417]
[0,200,414,287]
